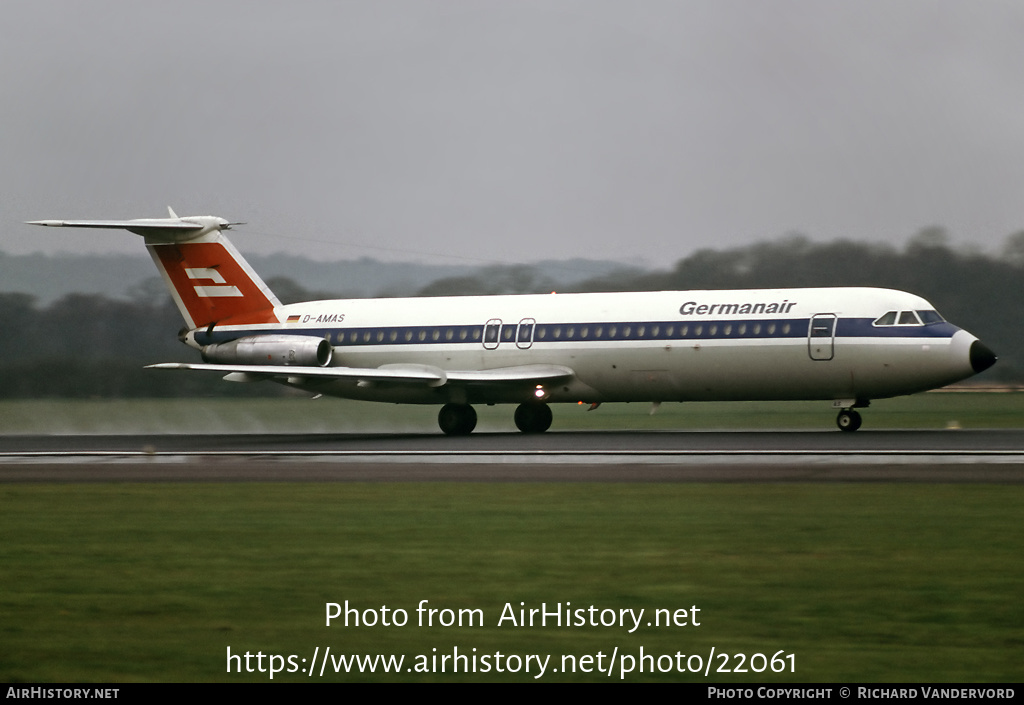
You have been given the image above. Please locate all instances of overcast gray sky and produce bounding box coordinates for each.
[4,1,1024,266]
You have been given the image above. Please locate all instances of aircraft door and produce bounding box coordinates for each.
[808,314,837,361]
[516,318,536,349]
[483,319,502,350]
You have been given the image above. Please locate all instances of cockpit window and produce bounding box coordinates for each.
[874,311,897,326]
[875,310,940,327]
[916,309,944,324]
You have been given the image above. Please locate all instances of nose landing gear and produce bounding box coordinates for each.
[836,408,862,432]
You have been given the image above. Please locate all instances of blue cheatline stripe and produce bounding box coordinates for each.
[838,319,959,339]
[196,317,960,347]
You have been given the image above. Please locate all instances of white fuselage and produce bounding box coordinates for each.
[192,287,982,406]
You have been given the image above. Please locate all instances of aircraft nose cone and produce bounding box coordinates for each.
[970,340,997,373]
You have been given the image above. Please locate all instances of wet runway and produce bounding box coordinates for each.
[2,430,1023,483]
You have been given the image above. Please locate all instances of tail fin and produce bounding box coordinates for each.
[28,209,280,329]
[147,234,280,329]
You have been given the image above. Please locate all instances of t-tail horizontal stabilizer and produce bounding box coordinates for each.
[27,208,278,329]
[27,206,239,242]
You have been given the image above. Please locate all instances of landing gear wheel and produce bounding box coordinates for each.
[438,404,477,436]
[514,403,552,433]
[836,409,862,432]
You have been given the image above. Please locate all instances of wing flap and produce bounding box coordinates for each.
[445,364,575,384]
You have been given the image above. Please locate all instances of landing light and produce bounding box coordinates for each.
[534,385,548,400]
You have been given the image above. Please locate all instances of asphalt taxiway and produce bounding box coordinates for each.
[1,430,1023,483]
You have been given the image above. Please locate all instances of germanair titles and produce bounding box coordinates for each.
[679,300,797,316]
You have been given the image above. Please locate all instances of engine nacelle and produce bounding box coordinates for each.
[201,335,333,367]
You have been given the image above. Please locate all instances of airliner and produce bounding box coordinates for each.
[28,209,997,434]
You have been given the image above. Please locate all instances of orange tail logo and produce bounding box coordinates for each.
[149,241,280,329]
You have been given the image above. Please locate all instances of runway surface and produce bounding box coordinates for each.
[2,430,1024,483]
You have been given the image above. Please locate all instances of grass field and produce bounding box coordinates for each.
[2,391,1023,434]
[2,394,1021,682]
[1,483,1021,682]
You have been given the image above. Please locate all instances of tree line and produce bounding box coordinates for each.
[1,230,1019,398]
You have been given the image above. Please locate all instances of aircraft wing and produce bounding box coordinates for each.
[146,362,575,387]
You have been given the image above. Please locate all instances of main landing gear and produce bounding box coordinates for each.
[438,403,477,436]
[513,403,553,434]
[437,402,552,435]
[836,408,862,432]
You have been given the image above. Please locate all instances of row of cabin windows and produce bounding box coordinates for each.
[535,322,793,339]
[335,328,483,344]
[873,309,944,327]
[330,321,795,345]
